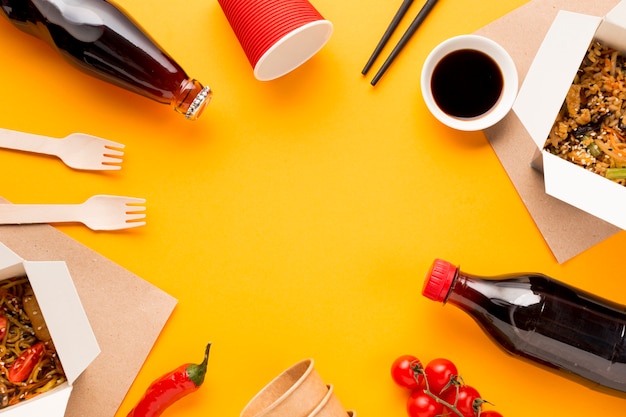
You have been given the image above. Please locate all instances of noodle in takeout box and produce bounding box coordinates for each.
[514,0,626,230]
[0,242,100,416]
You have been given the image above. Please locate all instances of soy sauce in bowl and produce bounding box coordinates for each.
[431,49,503,119]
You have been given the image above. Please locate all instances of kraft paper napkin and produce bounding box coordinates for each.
[476,0,622,263]
[0,198,177,417]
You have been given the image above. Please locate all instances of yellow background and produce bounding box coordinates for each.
[1,0,626,416]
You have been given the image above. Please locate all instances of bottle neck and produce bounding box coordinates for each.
[172,79,212,121]
[445,271,472,306]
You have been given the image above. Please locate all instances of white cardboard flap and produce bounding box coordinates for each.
[513,11,602,147]
[596,1,626,50]
[23,261,100,384]
[2,383,72,417]
[544,153,626,229]
[0,243,24,279]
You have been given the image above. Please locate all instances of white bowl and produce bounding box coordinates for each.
[421,34,518,131]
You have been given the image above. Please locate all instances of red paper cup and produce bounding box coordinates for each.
[218,0,333,81]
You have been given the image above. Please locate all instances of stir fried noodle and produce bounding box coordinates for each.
[0,277,65,408]
[545,41,626,185]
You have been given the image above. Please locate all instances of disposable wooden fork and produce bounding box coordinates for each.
[0,195,146,230]
[0,128,124,170]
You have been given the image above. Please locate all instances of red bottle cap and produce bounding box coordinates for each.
[422,259,457,302]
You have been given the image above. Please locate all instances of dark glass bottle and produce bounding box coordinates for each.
[422,259,626,398]
[0,0,211,120]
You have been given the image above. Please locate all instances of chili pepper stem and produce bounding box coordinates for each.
[187,342,212,387]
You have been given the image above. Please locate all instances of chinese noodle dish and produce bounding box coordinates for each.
[544,41,626,185]
[0,277,65,409]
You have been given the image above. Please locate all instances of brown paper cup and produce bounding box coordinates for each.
[241,358,327,417]
[307,385,350,417]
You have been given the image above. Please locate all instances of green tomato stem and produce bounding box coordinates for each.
[411,363,464,417]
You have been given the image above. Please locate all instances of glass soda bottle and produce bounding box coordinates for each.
[0,0,211,120]
[422,258,626,398]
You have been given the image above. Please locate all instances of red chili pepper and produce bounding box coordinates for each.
[0,315,7,342]
[127,342,211,417]
[8,342,45,383]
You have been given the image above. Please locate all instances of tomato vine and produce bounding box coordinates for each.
[391,355,501,417]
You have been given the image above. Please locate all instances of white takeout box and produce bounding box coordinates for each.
[513,1,626,230]
[0,242,100,416]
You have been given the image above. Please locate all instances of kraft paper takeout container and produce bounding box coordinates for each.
[0,242,100,416]
[513,1,626,230]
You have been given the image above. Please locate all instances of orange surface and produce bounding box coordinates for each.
[1,0,626,416]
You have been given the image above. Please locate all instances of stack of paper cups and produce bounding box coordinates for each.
[240,359,355,417]
[217,0,334,81]
[307,385,355,417]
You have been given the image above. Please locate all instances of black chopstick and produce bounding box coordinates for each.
[369,0,439,86]
[362,0,415,75]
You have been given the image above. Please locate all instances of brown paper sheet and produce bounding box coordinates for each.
[0,198,177,417]
[476,0,623,263]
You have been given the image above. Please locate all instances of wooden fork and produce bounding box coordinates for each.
[0,128,124,171]
[0,195,146,230]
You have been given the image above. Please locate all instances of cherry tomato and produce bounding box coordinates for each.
[391,355,422,390]
[442,385,482,417]
[8,342,45,383]
[480,411,503,417]
[406,388,445,417]
[424,358,458,395]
